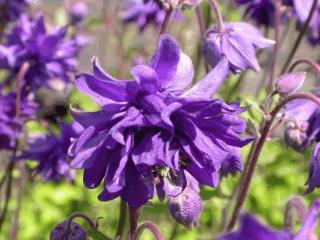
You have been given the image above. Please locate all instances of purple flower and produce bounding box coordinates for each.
[236,0,293,26]
[68,1,88,26]
[306,142,320,194]
[0,13,85,92]
[50,220,87,240]
[19,122,83,182]
[0,91,37,150]
[69,34,251,208]
[204,22,274,73]
[275,72,306,97]
[217,199,320,240]
[120,0,166,31]
[293,0,320,45]
[0,0,30,22]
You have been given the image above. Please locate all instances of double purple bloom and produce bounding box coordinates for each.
[0,13,85,92]
[69,34,251,208]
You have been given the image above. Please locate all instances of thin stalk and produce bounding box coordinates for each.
[159,5,175,36]
[195,5,205,38]
[208,0,224,32]
[226,92,320,231]
[132,221,165,240]
[194,5,206,81]
[267,0,282,93]
[115,199,127,240]
[66,212,97,233]
[127,207,141,240]
[281,0,318,74]
[288,58,320,75]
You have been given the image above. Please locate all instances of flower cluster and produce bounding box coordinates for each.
[69,34,251,208]
[0,13,85,92]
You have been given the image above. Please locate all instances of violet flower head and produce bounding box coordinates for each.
[50,220,87,240]
[20,122,83,182]
[0,91,37,150]
[0,13,85,92]
[68,1,88,26]
[217,199,320,240]
[293,0,320,45]
[120,0,166,31]
[204,22,274,73]
[69,34,251,208]
[236,0,293,26]
[216,213,293,240]
[306,142,320,194]
[0,0,30,22]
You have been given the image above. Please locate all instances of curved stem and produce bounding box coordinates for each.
[159,5,175,37]
[208,0,224,32]
[226,92,320,231]
[267,0,282,93]
[132,221,165,240]
[66,212,97,233]
[115,199,127,240]
[284,196,308,231]
[281,0,318,74]
[288,58,320,75]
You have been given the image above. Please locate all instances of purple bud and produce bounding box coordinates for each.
[50,220,87,240]
[69,1,88,26]
[275,72,306,97]
[168,184,203,229]
[284,121,308,152]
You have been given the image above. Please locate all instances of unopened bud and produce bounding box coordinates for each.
[275,72,306,97]
[50,220,87,240]
[168,185,203,229]
[284,121,308,152]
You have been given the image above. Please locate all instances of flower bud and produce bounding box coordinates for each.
[275,72,306,97]
[50,220,87,240]
[284,121,308,152]
[168,184,203,229]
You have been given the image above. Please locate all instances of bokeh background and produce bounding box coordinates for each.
[1,0,320,239]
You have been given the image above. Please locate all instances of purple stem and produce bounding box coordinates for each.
[132,221,165,240]
[289,58,320,75]
[284,196,308,231]
[159,4,175,37]
[281,0,318,74]
[226,92,320,231]
[195,5,205,39]
[65,212,97,235]
[127,207,141,240]
[208,0,225,32]
[115,199,127,240]
[267,0,282,93]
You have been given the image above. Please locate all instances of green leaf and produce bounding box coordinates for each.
[87,229,112,240]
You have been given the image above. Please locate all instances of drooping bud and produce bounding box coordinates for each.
[50,220,87,240]
[284,120,309,152]
[68,1,88,26]
[167,179,202,229]
[275,72,306,97]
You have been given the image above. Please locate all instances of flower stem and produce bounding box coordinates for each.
[195,5,205,39]
[226,92,320,231]
[281,0,318,74]
[208,0,224,32]
[65,212,97,235]
[127,207,141,240]
[159,4,175,37]
[288,58,320,75]
[132,221,165,240]
[267,0,282,93]
[115,199,127,240]
[283,196,308,231]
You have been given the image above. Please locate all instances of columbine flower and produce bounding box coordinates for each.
[69,34,251,208]
[50,220,87,240]
[203,22,274,73]
[19,122,82,182]
[0,13,85,92]
[0,0,30,22]
[217,199,320,240]
[275,72,306,97]
[68,1,88,26]
[293,0,320,45]
[120,0,166,31]
[0,91,37,150]
[235,0,294,26]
